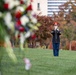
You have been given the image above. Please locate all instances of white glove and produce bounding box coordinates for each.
[57,28,59,31]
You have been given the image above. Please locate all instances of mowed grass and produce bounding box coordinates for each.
[1,47,76,75]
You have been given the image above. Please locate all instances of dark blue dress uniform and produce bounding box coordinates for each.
[51,29,61,56]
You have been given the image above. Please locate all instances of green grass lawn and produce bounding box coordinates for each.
[1,48,76,75]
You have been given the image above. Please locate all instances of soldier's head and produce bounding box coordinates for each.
[54,22,58,30]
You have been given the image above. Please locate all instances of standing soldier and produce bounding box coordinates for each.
[51,22,61,56]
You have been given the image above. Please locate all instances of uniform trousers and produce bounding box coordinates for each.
[53,43,60,56]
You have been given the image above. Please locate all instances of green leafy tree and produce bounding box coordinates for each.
[62,25,76,50]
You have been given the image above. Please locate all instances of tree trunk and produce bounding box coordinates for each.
[69,41,72,50]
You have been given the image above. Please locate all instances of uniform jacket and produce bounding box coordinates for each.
[51,29,61,43]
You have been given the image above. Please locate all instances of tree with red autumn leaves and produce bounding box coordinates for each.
[35,16,54,47]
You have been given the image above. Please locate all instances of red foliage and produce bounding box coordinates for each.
[33,16,54,47]
[66,41,76,50]
[36,16,53,39]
